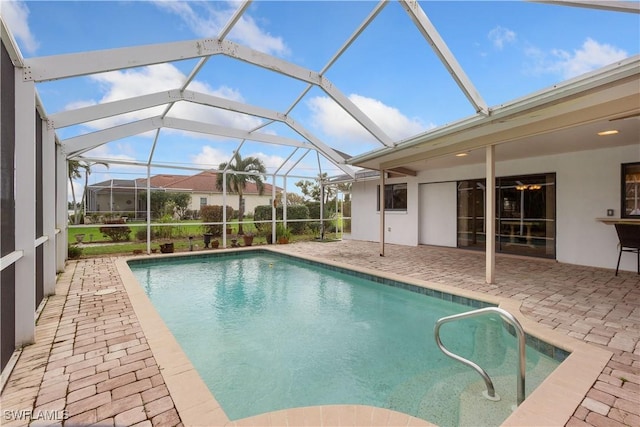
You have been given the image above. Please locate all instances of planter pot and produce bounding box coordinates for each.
[211,240,219,249]
[75,234,85,243]
[203,233,213,248]
[159,243,174,253]
[243,235,254,246]
[266,234,273,245]
[277,237,289,244]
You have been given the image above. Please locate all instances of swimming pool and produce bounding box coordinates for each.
[129,250,563,426]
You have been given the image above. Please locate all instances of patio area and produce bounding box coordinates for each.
[1,240,638,426]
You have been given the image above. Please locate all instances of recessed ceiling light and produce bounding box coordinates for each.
[456,152,468,157]
[598,130,619,136]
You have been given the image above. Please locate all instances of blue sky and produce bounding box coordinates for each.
[2,0,638,198]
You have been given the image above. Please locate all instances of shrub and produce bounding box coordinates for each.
[253,205,275,231]
[152,214,174,239]
[135,228,155,241]
[254,204,309,234]
[286,205,310,234]
[68,245,83,259]
[99,226,132,242]
[201,205,233,236]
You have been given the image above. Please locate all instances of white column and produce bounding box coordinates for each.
[379,169,385,256]
[42,121,57,295]
[485,145,496,284]
[283,176,287,227]
[271,174,276,243]
[55,146,67,272]
[222,172,227,248]
[14,72,36,346]
[146,165,151,254]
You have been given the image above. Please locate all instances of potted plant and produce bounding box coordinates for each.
[211,238,220,249]
[276,224,291,244]
[203,233,213,248]
[159,242,174,253]
[242,232,255,246]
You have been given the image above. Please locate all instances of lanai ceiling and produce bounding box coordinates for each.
[2,0,639,183]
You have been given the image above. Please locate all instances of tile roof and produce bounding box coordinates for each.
[132,171,279,194]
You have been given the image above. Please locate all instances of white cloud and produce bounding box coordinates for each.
[0,0,39,54]
[554,38,628,79]
[307,94,430,145]
[488,26,516,50]
[191,145,231,169]
[249,151,286,170]
[72,63,264,132]
[152,1,289,56]
[527,38,628,79]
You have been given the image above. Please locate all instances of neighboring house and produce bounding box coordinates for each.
[85,171,281,218]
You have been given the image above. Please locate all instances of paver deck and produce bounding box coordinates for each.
[1,240,638,426]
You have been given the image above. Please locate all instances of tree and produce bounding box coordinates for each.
[216,153,266,235]
[69,160,108,224]
[295,173,335,205]
[68,160,82,223]
[139,191,191,219]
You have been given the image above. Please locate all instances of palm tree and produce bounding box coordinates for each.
[68,160,108,224]
[68,160,82,224]
[216,153,266,235]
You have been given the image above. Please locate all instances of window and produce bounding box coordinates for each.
[377,183,407,211]
[621,162,640,218]
[200,197,207,208]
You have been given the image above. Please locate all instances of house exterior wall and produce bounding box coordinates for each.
[350,145,640,272]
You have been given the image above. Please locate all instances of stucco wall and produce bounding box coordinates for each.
[350,145,640,272]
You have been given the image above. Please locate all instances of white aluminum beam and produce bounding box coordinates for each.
[42,119,57,295]
[284,117,356,177]
[187,91,286,122]
[49,90,182,129]
[26,35,393,148]
[64,117,164,156]
[55,146,67,272]
[399,0,488,115]
[163,117,310,148]
[14,72,36,346]
[218,1,252,40]
[23,39,224,82]
[0,17,24,66]
[218,40,393,146]
[530,1,640,13]
[319,82,394,147]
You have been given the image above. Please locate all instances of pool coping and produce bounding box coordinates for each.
[115,247,612,426]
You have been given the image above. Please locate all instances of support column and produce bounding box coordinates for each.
[379,169,385,257]
[222,172,227,248]
[271,174,276,243]
[42,120,56,295]
[485,145,496,284]
[55,146,67,272]
[14,72,36,346]
[283,176,287,227]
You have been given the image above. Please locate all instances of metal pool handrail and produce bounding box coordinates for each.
[434,307,526,406]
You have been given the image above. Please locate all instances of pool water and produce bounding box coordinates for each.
[130,252,560,426]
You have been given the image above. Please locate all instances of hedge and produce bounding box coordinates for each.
[253,204,309,234]
[200,205,234,236]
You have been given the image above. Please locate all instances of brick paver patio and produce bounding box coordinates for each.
[1,240,638,426]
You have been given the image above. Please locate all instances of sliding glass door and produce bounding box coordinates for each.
[457,173,556,258]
